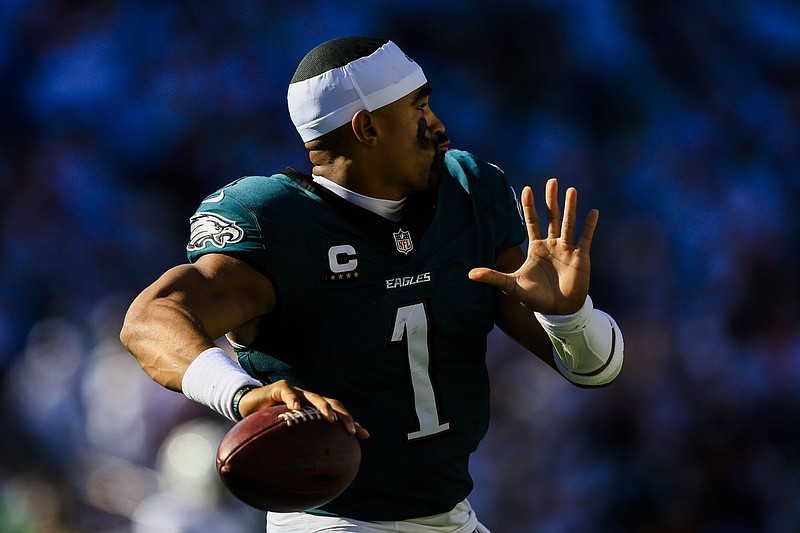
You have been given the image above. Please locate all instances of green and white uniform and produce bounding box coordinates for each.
[186,149,525,521]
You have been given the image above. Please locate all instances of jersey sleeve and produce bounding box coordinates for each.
[492,170,526,252]
[444,150,526,255]
[185,179,268,264]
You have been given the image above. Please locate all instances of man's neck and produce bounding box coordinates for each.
[312,175,406,222]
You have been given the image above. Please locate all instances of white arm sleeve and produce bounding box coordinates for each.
[534,296,624,386]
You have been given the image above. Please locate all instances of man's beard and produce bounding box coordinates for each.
[416,118,449,189]
[427,147,447,188]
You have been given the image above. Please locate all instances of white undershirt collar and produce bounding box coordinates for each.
[312,175,405,222]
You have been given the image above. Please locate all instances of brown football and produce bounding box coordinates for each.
[216,404,361,511]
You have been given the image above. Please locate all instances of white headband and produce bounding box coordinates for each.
[288,41,428,142]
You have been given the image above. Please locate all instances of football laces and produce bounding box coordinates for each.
[278,406,336,426]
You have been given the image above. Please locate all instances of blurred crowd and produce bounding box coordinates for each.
[1,0,799,531]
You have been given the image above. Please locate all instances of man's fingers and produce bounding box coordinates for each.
[295,388,339,422]
[545,178,561,239]
[353,422,370,439]
[561,187,578,244]
[326,399,370,438]
[521,186,542,241]
[255,381,369,438]
[469,267,510,291]
[577,209,600,252]
[325,397,361,437]
[297,388,369,438]
[266,380,302,410]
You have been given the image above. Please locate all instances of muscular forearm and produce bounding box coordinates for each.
[120,288,215,391]
[120,256,275,391]
[493,290,559,369]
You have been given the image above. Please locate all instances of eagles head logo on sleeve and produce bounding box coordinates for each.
[187,213,245,251]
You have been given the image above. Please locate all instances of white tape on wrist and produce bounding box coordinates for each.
[534,296,624,386]
[181,347,262,421]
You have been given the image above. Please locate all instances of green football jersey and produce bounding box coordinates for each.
[186,149,525,520]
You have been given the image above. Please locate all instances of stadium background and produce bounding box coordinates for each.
[1,1,799,531]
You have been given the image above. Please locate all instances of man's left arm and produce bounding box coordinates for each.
[470,179,623,387]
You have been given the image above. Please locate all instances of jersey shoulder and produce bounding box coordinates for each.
[443,148,523,237]
[199,169,309,211]
[443,149,514,204]
[186,169,311,261]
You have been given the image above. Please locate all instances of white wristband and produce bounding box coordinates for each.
[181,347,262,421]
[534,296,624,386]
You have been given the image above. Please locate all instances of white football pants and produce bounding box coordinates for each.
[265,498,490,532]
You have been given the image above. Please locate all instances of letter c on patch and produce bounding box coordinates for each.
[328,245,357,273]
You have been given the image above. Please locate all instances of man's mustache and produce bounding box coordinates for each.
[433,132,449,151]
[417,118,449,152]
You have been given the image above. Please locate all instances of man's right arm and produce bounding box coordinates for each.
[119,253,276,392]
[119,253,369,436]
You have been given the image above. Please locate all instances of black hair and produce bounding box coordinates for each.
[291,36,390,83]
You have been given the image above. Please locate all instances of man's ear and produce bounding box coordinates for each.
[351,110,379,146]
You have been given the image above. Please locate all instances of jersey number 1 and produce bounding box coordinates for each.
[390,302,451,441]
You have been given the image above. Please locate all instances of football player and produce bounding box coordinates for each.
[121,36,623,532]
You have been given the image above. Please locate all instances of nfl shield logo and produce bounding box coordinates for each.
[393,229,413,255]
